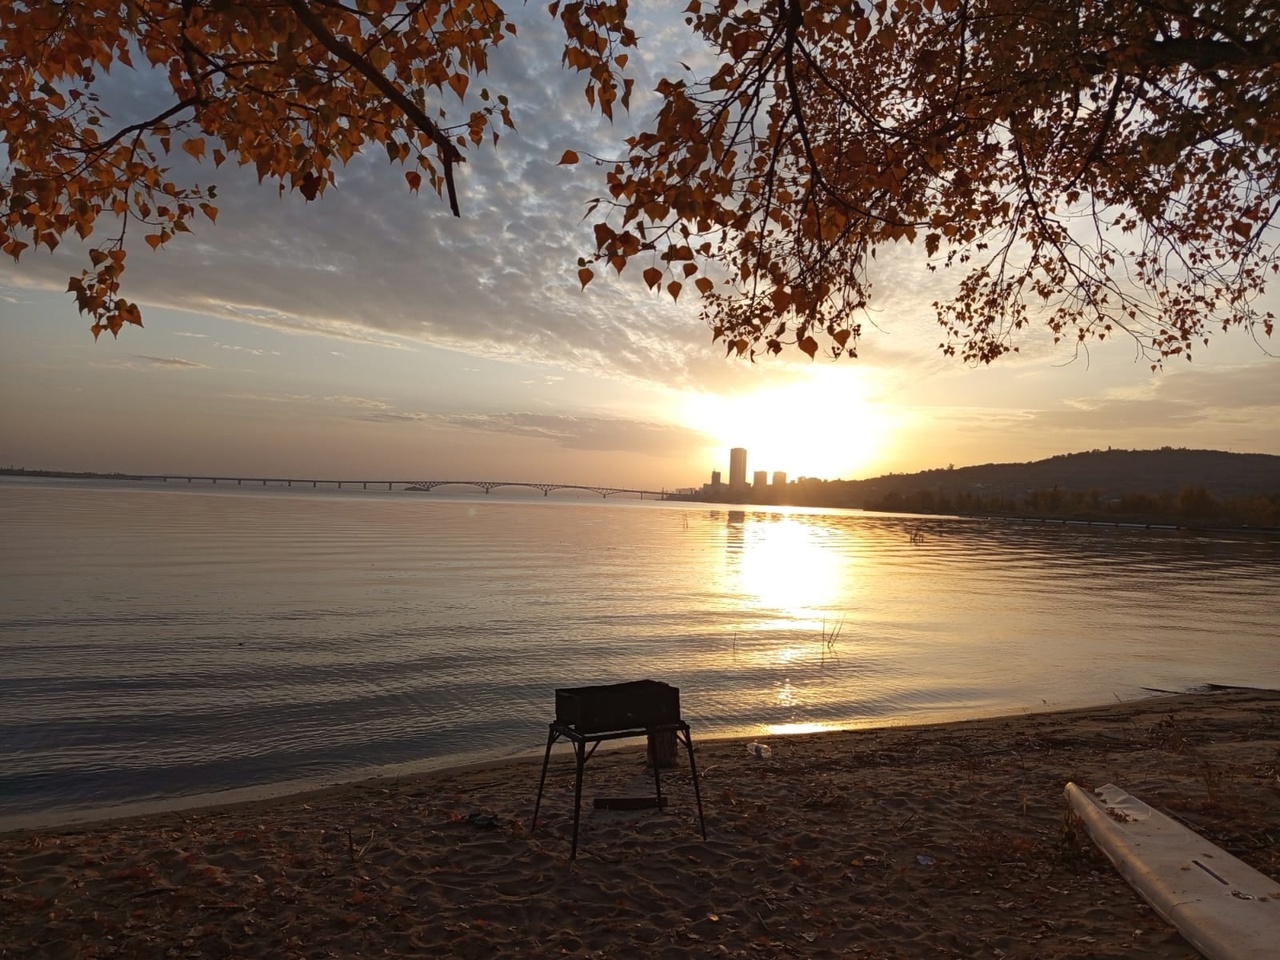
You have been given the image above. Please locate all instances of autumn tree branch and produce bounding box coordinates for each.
[283,0,465,216]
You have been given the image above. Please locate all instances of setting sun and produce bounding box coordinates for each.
[682,367,895,481]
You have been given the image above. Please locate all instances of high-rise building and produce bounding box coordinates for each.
[729,447,747,487]
[752,470,767,490]
[710,470,722,486]
[772,471,787,486]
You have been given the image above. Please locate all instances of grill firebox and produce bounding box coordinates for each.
[554,679,681,734]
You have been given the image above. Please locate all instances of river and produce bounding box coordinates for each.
[1,477,1276,829]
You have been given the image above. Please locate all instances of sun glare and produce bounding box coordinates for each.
[732,516,845,614]
[683,367,894,481]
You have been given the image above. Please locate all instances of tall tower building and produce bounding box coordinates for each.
[729,447,747,487]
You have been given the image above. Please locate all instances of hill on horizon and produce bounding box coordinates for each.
[835,447,1280,505]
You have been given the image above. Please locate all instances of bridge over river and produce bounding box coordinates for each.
[131,474,680,499]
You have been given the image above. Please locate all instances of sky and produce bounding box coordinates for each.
[2,8,1278,491]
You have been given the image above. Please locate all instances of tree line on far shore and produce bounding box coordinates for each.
[866,486,1280,530]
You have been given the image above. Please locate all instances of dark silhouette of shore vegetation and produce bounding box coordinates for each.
[685,448,1280,531]
[868,484,1279,531]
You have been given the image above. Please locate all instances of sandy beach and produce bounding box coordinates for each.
[3,688,1277,959]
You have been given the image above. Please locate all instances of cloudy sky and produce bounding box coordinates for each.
[2,8,1277,491]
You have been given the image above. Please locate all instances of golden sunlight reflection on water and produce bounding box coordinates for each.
[720,512,862,625]
[764,721,844,736]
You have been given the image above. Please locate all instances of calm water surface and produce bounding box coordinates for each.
[1,478,1277,828]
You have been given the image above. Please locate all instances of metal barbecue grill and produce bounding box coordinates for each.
[531,680,706,858]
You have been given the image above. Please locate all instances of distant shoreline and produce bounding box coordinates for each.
[1,468,136,480]
[5,470,1276,533]
[898,510,1280,537]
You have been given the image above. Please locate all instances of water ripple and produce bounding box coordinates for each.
[1,480,1277,826]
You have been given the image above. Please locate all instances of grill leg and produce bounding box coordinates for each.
[652,741,663,805]
[680,725,707,840]
[531,724,558,831]
[570,736,587,859]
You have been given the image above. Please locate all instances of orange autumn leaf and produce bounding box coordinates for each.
[558,149,580,165]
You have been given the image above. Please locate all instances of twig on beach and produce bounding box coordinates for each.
[346,825,376,861]
[1199,760,1224,806]
[132,885,180,899]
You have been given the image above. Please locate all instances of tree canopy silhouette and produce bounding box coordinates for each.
[3,1,1277,365]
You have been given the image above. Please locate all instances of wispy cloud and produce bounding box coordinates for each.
[356,410,433,423]
[434,412,710,455]
[226,391,315,404]
[323,395,392,410]
[1033,363,1280,431]
[215,342,280,356]
[131,355,208,369]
